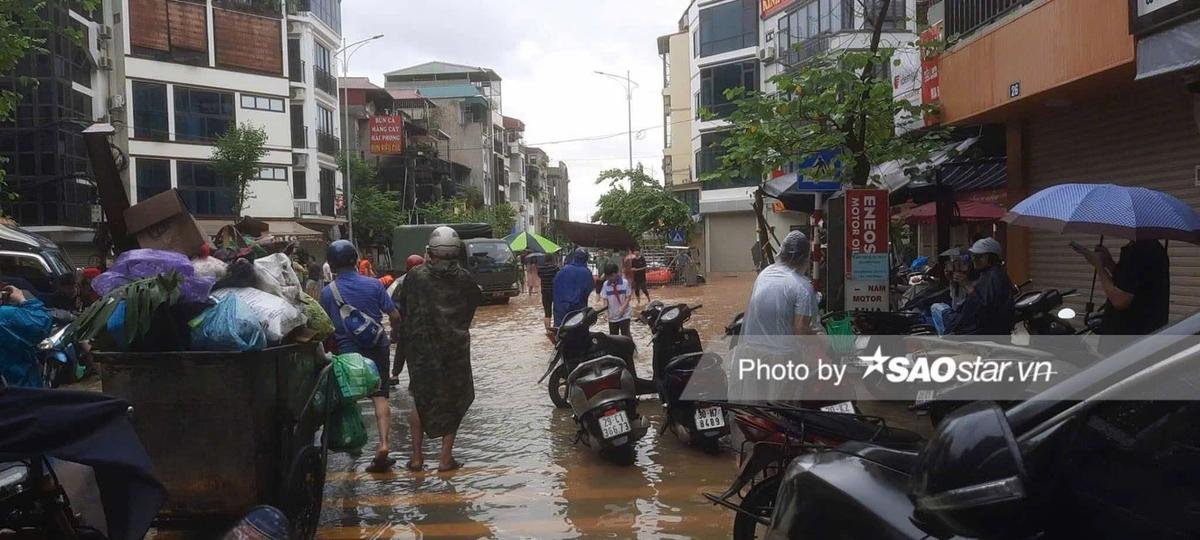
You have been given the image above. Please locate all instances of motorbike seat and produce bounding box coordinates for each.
[592,333,636,363]
[837,440,921,473]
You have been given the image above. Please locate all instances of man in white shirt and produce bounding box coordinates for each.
[599,262,633,336]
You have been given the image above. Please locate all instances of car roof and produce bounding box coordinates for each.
[0,224,56,251]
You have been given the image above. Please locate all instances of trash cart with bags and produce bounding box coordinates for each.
[97,343,334,539]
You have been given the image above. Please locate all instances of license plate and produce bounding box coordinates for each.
[820,401,856,414]
[598,410,632,439]
[694,406,726,430]
[915,389,936,406]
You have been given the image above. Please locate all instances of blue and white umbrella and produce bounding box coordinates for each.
[1002,183,1200,244]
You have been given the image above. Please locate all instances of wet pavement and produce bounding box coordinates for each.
[317,274,757,539]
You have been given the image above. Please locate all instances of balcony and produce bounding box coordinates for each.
[316,129,340,156]
[214,0,282,18]
[313,64,337,96]
[779,34,831,67]
[945,0,1034,41]
[294,200,319,216]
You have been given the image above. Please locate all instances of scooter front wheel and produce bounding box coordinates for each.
[548,364,569,409]
[732,473,781,540]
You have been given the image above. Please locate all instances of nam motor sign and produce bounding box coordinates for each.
[369,115,404,155]
[845,188,889,311]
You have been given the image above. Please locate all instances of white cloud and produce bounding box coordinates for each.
[343,0,687,222]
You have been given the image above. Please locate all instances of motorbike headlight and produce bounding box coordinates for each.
[563,311,585,328]
[659,307,681,323]
[1056,307,1076,320]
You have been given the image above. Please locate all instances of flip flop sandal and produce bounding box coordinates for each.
[437,459,463,473]
[366,453,395,473]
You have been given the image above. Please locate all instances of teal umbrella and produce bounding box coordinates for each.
[504,230,561,254]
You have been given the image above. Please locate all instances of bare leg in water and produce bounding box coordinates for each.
[408,410,424,470]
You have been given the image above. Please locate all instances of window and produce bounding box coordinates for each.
[132,81,168,140]
[317,105,334,134]
[135,158,171,202]
[174,87,234,142]
[697,0,758,57]
[861,0,906,31]
[699,60,758,118]
[305,0,342,34]
[697,130,758,189]
[318,168,335,216]
[256,166,288,181]
[314,42,331,74]
[674,189,700,215]
[240,94,285,113]
[293,170,307,199]
[777,0,851,64]
[177,161,236,216]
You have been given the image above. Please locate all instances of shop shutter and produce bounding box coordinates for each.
[707,212,758,273]
[1026,77,1200,323]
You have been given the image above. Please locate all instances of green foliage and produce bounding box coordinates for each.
[338,151,378,186]
[591,167,693,239]
[352,184,404,245]
[69,271,184,350]
[211,122,269,216]
[416,196,517,238]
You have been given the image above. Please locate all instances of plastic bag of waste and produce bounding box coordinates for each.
[211,287,306,342]
[328,402,368,454]
[189,294,266,352]
[254,253,302,305]
[332,353,380,404]
[300,293,334,341]
[191,256,228,282]
[92,249,214,304]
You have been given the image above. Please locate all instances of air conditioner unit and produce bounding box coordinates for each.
[759,46,777,64]
[108,94,125,110]
[294,200,319,217]
[290,86,306,100]
[287,21,302,34]
[97,25,113,40]
[97,57,113,70]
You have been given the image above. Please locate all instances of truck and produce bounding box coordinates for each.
[391,224,520,304]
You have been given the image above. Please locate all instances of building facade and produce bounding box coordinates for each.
[525,146,551,232]
[546,162,570,226]
[503,116,534,233]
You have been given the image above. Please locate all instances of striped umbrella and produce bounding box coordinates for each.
[504,230,561,254]
[1002,183,1200,243]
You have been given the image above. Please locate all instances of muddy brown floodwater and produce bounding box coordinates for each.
[317,274,757,539]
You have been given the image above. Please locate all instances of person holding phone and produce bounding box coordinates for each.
[0,284,53,387]
[1073,238,1169,337]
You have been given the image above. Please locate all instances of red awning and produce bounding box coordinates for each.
[900,200,1007,224]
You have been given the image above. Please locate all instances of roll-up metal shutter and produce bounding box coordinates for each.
[707,212,758,273]
[1026,77,1200,322]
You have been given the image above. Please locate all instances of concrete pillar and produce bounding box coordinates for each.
[1005,120,1031,283]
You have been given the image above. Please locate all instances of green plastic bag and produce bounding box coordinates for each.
[300,293,335,341]
[328,402,368,454]
[824,315,856,355]
[333,353,381,404]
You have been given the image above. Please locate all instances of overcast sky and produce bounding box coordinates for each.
[343,0,687,223]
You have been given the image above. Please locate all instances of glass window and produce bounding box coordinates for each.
[317,105,334,133]
[674,189,700,215]
[314,42,331,74]
[177,161,236,216]
[293,170,307,198]
[861,0,906,30]
[307,0,342,34]
[697,0,758,57]
[135,157,171,202]
[241,94,285,112]
[699,60,759,118]
[697,130,758,189]
[132,81,168,141]
[255,166,288,181]
[467,242,514,266]
[174,87,234,142]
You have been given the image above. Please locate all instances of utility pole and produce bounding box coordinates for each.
[337,34,384,244]
[594,70,639,171]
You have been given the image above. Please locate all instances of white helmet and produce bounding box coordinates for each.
[968,237,1004,258]
[427,226,462,259]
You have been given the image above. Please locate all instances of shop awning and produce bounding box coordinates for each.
[1136,17,1200,80]
[553,220,638,249]
[197,219,325,241]
[873,137,979,192]
[898,200,1007,224]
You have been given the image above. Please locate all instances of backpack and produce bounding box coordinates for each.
[329,281,385,349]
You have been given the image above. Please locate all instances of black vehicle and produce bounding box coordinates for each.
[765,313,1200,540]
[639,302,728,453]
[539,306,653,408]
[0,224,76,303]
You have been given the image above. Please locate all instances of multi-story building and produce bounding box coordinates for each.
[525,146,550,232]
[115,0,341,241]
[503,116,534,233]
[0,0,116,263]
[383,62,505,206]
[546,162,570,225]
[286,0,344,234]
[669,0,918,273]
[927,0,1200,321]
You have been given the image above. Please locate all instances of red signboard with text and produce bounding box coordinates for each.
[369,115,404,155]
[919,22,943,126]
[761,0,798,19]
[844,189,889,276]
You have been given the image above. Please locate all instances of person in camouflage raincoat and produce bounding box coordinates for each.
[399,227,482,472]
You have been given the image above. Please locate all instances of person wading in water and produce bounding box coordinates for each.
[399,227,483,472]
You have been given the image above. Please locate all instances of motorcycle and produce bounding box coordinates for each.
[38,312,81,389]
[639,302,728,453]
[0,458,104,539]
[566,355,650,465]
[539,306,653,408]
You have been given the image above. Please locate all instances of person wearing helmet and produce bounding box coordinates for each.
[397,227,482,472]
[318,239,401,472]
[386,254,426,384]
[942,237,1015,335]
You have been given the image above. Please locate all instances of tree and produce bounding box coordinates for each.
[591,166,693,239]
[416,196,517,238]
[211,122,268,217]
[338,151,377,186]
[352,184,404,244]
[0,0,99,207]
[704,0,947,264]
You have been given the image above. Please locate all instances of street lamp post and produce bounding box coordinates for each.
[337,33,384,244]
[594,70,639,171]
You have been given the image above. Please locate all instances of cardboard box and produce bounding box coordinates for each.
[124,189,208,257]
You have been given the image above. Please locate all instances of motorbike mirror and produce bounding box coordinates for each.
[1056,307,1076,320]
[910,401,1033,539]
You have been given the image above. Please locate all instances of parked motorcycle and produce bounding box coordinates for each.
[38,316,81,389]
[566,355,650,465]
[539,306,653,408]
[639,302,728,453]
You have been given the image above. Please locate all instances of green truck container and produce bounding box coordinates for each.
[391,223,520,303]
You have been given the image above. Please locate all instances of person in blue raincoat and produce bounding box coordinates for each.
[0,285,52,387]
[552,249,596,328]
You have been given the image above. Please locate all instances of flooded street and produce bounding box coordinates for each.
[317,274,757,539]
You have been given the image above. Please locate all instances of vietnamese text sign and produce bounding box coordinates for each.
[844,189,889,276]
[851,253,889,281]
[845,280,889,312]
[761,0,798,19]
[369,115,404,155]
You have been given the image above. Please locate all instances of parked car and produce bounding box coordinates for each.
[765,314,1200,540]
[0,224,75,302]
